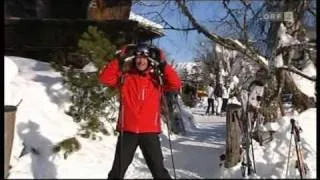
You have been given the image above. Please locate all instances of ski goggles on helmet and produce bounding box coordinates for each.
[135,45,150,57]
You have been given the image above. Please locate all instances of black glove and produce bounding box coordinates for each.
[158,59,166,74]
[149,46,167,73]
[117,44,136,57]
[149,46,162,62]
[116,44,137,72]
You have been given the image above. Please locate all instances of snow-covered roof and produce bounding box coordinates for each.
[129,11,164,35]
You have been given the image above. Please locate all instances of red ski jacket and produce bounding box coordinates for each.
[99,59,182,134]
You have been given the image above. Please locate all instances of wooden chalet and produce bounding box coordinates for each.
[4,0,164,65]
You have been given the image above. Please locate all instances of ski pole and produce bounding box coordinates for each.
[162,93,177,179]
[119,74,127,178]
[285,120,294,178]
[167,118,177,179]
[244,93,252,176]
[16,99,23,107]
[119,100,124,178]
[292,119,304,179]
[246,118,252,176]
[250,122,256,173]
[250,111,258,173]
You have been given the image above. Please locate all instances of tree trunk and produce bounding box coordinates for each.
[225,104,242,168]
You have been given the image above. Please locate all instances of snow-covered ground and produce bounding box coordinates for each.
[5,56,316,179]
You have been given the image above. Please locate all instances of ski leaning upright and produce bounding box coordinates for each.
[239,90,256,178]
[285,118,309,179]
[165,92,186,135]
[239,80,265,178]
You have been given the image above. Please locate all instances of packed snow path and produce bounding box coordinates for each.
[126,110,227,179]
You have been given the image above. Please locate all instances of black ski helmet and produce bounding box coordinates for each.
[135,44,150,57]
[133,44,151,72]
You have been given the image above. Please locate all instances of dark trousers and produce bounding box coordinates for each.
[108,132,171,179]
[221,98,228,112]
[206,98,214,114]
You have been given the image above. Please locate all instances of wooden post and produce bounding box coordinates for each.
[4,105,17,178]
[225,103,242,168]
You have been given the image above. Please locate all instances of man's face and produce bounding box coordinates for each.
[135,55,149,72]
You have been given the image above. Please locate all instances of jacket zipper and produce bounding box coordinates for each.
[142,88,145,101]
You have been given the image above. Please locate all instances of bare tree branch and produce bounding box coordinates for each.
[219,11,230,22]
[208,19,239,35]
[134,0,168,7]
[308,8,317,16]
[239,0,256,16]
[222,0,244,32]
[175,0,269,70]
[278,66,316,81]
[276,42,316,55]
[307,7,316,16]
[135,0,195,31]
[163,27,197,31]
[144,11,197,31]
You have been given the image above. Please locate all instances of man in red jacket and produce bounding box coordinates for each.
[99,44,182,179]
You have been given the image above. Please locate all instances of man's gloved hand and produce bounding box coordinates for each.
[116,44,137,60]
[116,44,137,72]
[149,46,167,73]
[158,59,166,74]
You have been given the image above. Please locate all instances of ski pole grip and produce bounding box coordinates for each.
[290,118,295,134]
[290,118,295,125]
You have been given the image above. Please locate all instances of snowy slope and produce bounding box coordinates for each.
[5,56,316,179]
[174,62,199,74]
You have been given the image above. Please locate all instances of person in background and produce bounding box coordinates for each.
[99,44,182,179]
[214,83,223,116]
[221,84,230,113]
[205,83,215,115]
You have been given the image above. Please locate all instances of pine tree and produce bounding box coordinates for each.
[51,26,119,140]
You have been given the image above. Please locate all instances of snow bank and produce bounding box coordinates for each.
[5,57,20,105]
[290,61,316,99]
[5,56,200,179]
[220,108,316,179]
[174,62,199,75]
[5,55,316,179]
[82,62,98,73]
[277,23,300,48]
[5,56,80,178]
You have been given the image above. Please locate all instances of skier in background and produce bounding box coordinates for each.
[221,84,230,114]
[214,83,223,116]
[205,83,215,115]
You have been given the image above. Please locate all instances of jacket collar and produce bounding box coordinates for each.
[130,66,153,76]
